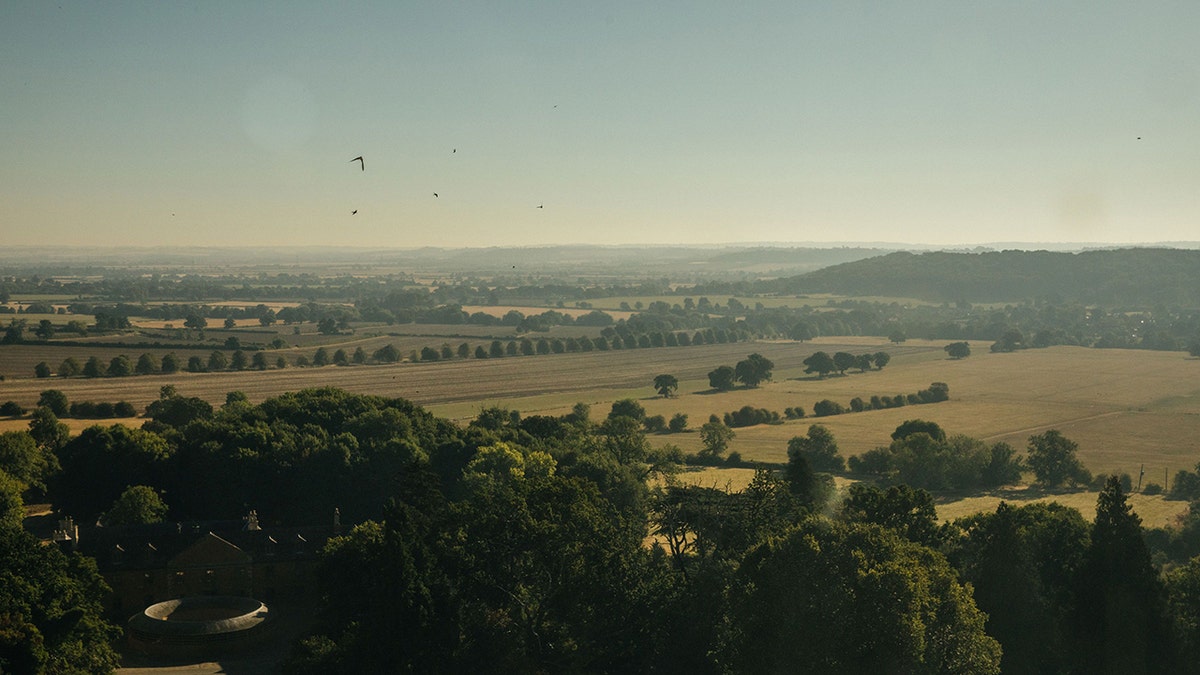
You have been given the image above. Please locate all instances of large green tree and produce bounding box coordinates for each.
[1070,476,1172,674]
[803,351,836,378]
[840,483,939,547]
[707,365,735,391]
[37,390,69,417]
[724,519,1001,674]
[1027,430,1090,488]
[832,351,856,374]
[28,407,69,452]
[103,485,168,526]
[653,374,679,398]
[786,424,844,472]
[698,421,734,460]
[945,502,1091,675]
[734,353,774,388]
[945,341,972,358]
[0,431,58,497]
[50,425,172,522]
[134,352,158,375]
[0,522,122,673]
[58,357,81,378]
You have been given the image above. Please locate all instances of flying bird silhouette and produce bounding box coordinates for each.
[433,193,439,198]
[350,156,364,171]
[536,204,543,209]
[351,210,357,215]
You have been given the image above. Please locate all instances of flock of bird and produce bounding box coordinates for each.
[346,152,542,215]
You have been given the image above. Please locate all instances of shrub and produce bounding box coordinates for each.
[848,448,893,476]
[0,401,24,417]
[725,405,780,428]
[813,399,846,417]
[1143,482,1163,496]
[668,413,688,433]
[1170,468,1200,500]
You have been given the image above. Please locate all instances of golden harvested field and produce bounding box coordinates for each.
[0,340,893,416]
[670,467,1190,529]
[420,340,1200,486]
[933,486,1188,528]
[644,345,1200,485]
[3,337,1198,490]
[0,417,141,435]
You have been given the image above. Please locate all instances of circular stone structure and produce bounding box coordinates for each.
[127,596,272,656]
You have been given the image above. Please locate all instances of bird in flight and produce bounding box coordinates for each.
[433,193,439,198]
[350,156,364,171]
[536,204,543,209]
[351,210,358,215]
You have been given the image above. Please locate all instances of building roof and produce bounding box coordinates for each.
[169,532,252,568]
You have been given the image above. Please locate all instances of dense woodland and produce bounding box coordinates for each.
[3,386,1200,672]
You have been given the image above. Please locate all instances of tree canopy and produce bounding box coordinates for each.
[726,519,1002,673]
[653,374,679,398]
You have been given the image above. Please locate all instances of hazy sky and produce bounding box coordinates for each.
[2,2,1198,248]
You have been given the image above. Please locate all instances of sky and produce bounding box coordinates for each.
[2,2,1198,249]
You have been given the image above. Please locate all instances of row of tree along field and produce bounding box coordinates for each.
[23,328,755,379]
[7,386,1200,672]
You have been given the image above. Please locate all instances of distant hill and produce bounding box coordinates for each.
[767,248,1200,306]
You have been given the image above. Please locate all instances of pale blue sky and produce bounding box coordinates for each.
[2,2,1197,248]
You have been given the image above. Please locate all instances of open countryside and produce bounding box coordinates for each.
[7,245,1200,674]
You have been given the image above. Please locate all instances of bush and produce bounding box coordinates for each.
[725,405,780,428]
[848,448,893,476]
[1143,482,1163,496]
[643,415,667,433]
[813,399,846,417]
[668,413,688,433]
[609,399,646,421]
[1171,468,1200,500]
[0,401,24,417]
[784,407,806,419]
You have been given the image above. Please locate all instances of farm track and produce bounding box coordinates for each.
[978,410,1127,442]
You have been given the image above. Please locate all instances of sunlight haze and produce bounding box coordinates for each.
[2,2,1198,248]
